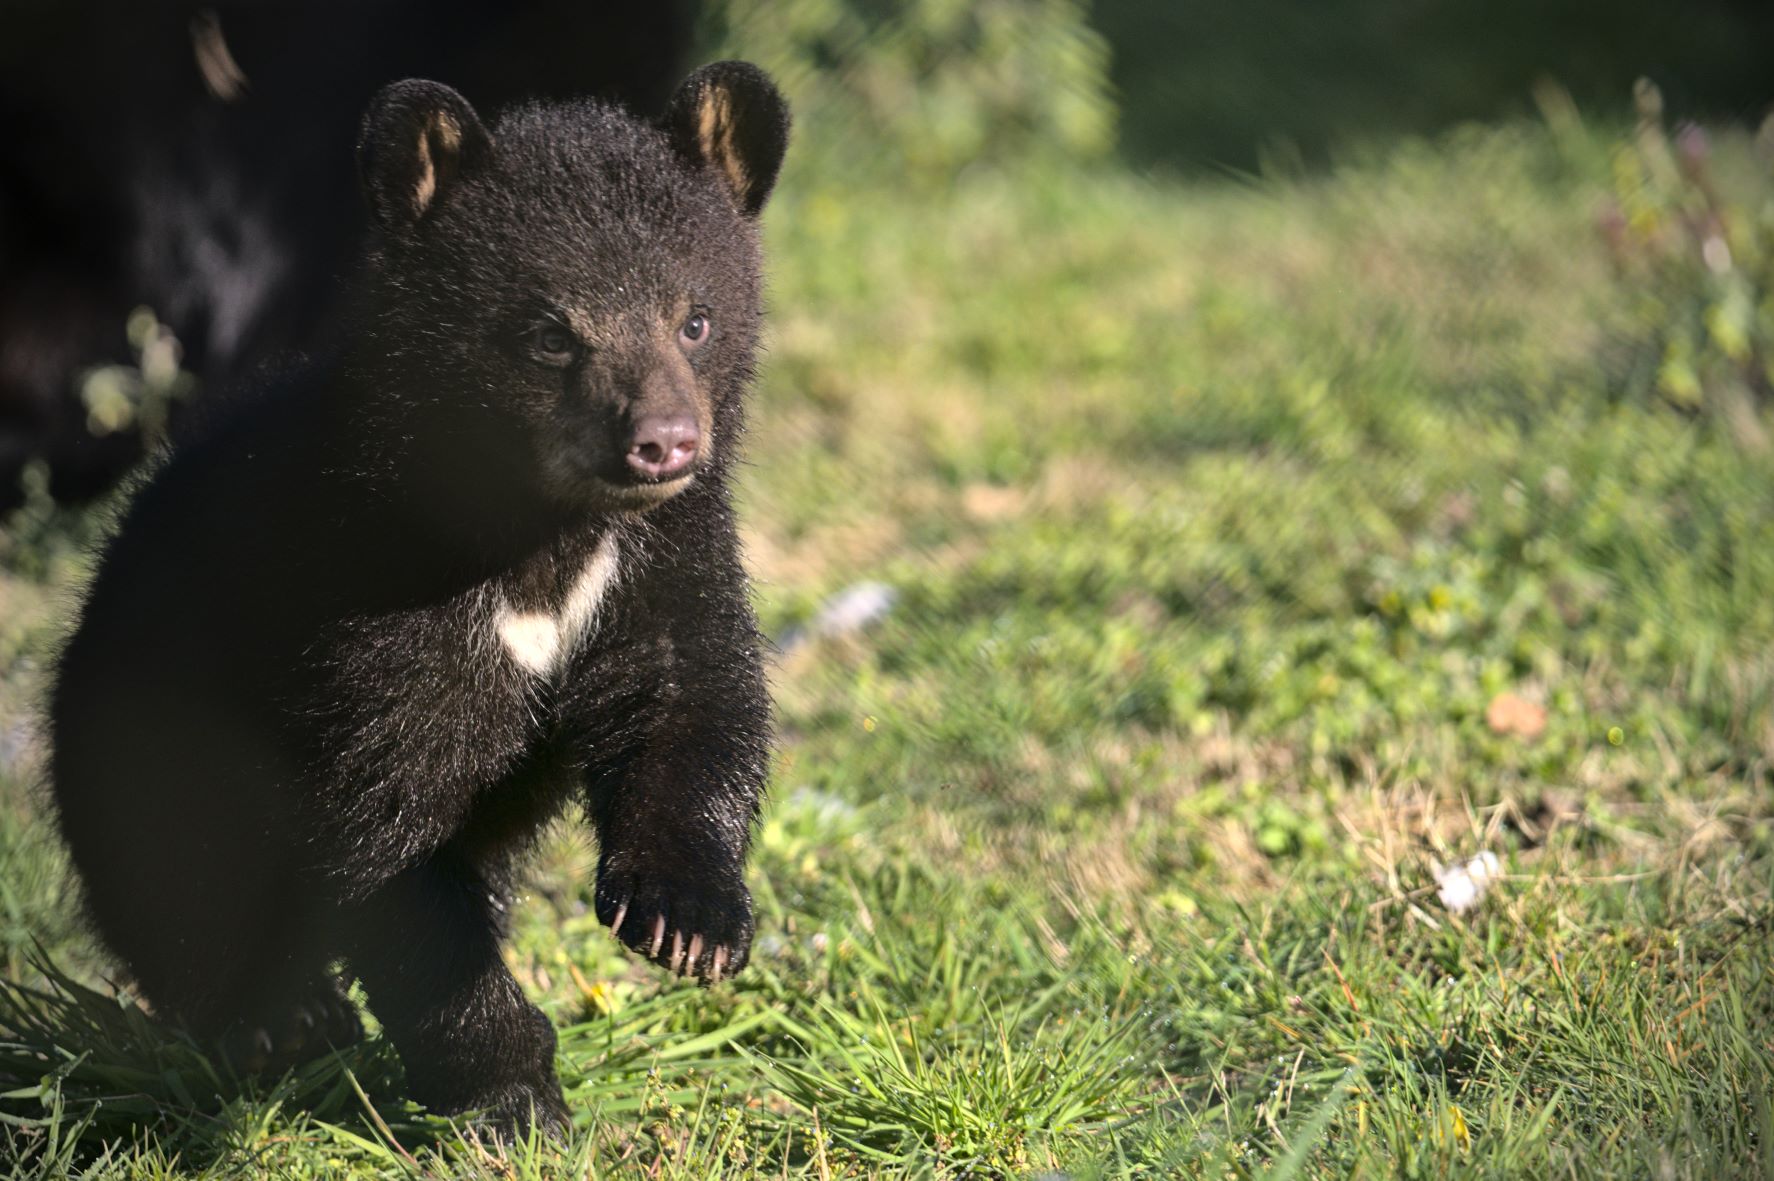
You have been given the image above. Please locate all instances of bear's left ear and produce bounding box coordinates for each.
[357,79,493,233]
[665,62,791,218]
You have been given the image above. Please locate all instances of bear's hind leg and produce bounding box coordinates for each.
[96,874,361,1075]
[213,971,364,1075]
[340,854,568,1136]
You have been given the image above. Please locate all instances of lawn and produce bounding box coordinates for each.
[3,95,1772,1177]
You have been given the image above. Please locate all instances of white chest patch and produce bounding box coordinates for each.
[495,531,623,677]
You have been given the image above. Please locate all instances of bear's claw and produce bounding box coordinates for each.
[594,860,753,984]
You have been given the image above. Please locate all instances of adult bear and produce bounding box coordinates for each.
[50,62,788,1134]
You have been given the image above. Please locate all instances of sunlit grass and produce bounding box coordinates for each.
[3,113,1772,1177]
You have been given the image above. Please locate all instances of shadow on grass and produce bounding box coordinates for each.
[0,948,788,1175]
[0,951,433,1173]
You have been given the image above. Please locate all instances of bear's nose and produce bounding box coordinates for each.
[625,415,700,481]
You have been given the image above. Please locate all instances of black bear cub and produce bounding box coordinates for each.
[49,62,789,1133]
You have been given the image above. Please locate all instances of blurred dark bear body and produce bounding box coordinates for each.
[48,65,788,1132]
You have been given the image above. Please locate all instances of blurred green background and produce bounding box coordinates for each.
[1097,0,1774,171]
[706,0,1774,175]
[3,2,1773,1177]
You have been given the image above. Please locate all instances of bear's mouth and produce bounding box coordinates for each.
[539,452,698,514]
[539,442,700,514]
[594,472,696,512]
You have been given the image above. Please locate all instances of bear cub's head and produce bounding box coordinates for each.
[356,63,789,516]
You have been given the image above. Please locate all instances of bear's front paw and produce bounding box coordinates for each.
[594,857,753,983]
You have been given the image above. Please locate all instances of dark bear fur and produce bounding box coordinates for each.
[48,62,789,1133]
[0,0,694,510]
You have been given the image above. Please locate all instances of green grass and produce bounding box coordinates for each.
[3,110,1772,1177]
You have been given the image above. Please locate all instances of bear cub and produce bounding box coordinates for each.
[49,62,789,1132]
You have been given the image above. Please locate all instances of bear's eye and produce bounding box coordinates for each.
[529,323,580,365]
[680,311,711,348]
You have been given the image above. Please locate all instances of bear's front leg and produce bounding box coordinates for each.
[569,555,771,984]
[587,670,769,982]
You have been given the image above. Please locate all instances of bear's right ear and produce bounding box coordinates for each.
[357,80,491,232]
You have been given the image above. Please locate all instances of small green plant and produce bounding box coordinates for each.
[77,306,196,451]
[1601,79,1774,428]
[763,990,1144,1170]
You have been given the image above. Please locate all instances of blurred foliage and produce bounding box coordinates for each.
[1602,80,1774,429]
[700,0,1115,184]
[697,0,1774,182]
[1093,0,1774,171]
[77,306,194,450]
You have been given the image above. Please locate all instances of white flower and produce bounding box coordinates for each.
[1433,852,1501,915]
